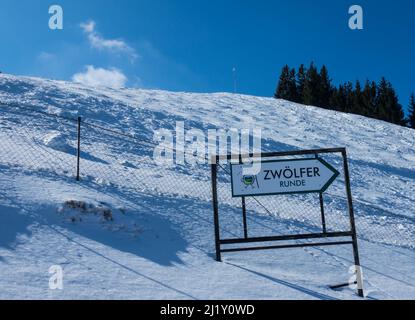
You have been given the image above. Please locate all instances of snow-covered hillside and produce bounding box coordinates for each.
[0,73,414,300]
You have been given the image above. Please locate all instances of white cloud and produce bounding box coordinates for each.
[38,52,56,61]
[72,66,128,88]
[80,21,95,33]
[80,20,138,61]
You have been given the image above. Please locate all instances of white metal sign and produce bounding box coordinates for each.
[231,158,339,197]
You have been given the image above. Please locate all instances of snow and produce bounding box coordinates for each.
[42,131,72,153]
[0,73,414,300]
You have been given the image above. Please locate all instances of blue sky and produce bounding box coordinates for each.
[0,0,414,112]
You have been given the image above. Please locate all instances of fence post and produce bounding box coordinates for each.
[76,116,81,181]
[211,159,222,262]
[319,193,327,233]
[342,149,364,298]
[315,153,327,233]
[239,155,248,239]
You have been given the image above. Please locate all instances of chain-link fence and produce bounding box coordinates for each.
[0,105,78,179]
[0,102,414,251]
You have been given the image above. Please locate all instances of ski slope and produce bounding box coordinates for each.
[0,73,414,300]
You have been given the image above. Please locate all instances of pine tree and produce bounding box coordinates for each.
[329,86,339,111]
[274,65,289,99]
[319,65,332,108]
[408,94,415,129]
[375,78,405,125]
[303,62,320,106]
[343,81,354,113]
[388,85,405,126]
[376,77,390,121]
[361,80,377,117]
[275,65,297,101]
[352,80,364,115]
[330,84,347,112]
[296,64,306,104]
[289,68,298,101]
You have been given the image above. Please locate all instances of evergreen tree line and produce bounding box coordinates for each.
[275,63,415,129]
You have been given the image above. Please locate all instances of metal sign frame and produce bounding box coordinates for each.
[210,147,364,297]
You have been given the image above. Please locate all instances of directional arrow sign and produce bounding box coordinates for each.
[231,158,340,197]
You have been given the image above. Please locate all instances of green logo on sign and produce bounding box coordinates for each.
[242,175,259,189]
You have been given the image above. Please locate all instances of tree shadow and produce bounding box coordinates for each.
[1,168,191,268]
[0,204,34,261]
[45,196,189,267]
[47,224,197,299]
[350,158,415,181]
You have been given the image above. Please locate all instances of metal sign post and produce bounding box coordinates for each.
[210,147,364,298]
